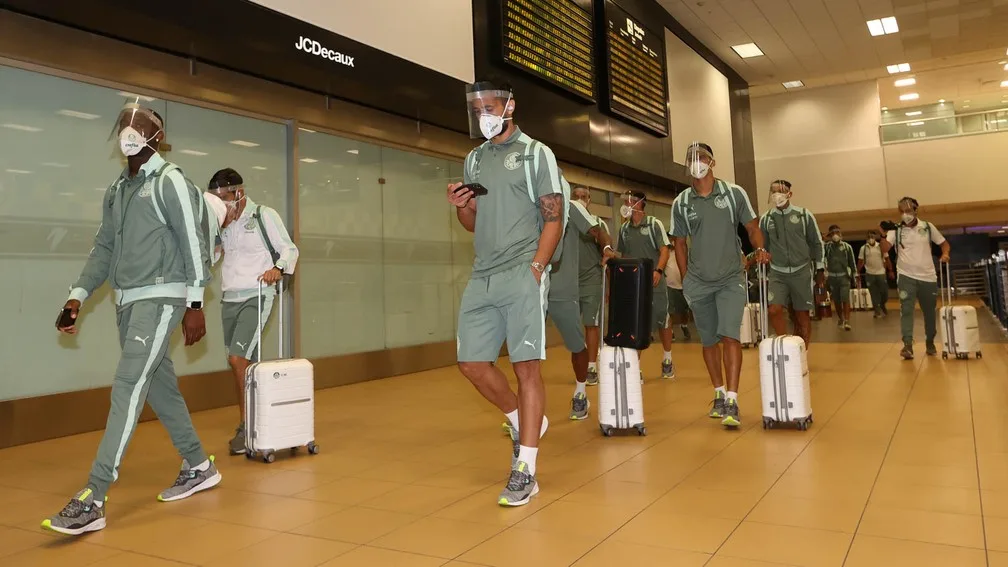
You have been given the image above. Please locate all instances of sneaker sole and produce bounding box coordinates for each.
[157,471,223,503]
[709,412,723,419]
[498,482,540,507]
[41,517,106,536]
[722,417,741,428]
[229,447,246,456]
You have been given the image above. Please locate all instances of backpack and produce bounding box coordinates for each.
[251,205,281,264]
[894,221,940,259]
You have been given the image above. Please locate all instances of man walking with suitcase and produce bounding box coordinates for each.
[47,101,220,535]
[880,197,951,359]
[824,225,857,331]
[858,231,893,318]
[617,191,675,380]
[205,168,300,456]
[757,179,824,347]
[573,187,612,386]
[448,80,565,507]
[670,142,768,429]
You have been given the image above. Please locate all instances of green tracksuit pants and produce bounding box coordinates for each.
[897,276,938,346]
[87,299,207,501]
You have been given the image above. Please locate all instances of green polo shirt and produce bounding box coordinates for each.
[462,127,562,279]
[616,214,670,283]
[549,196,599,301]
[578,216,609,291]
[670,179,756,285]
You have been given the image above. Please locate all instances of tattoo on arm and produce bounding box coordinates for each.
[539,194,563,222]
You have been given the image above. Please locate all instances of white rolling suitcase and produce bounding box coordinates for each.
[245,280,319,463]
[939,263,982,360]
[756,264,813,431]
[849,278,872,311]
[598,264,646,437]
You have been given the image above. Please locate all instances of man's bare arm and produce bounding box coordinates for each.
[673,237,688,279]
[534,194,564,267]
[588,225,613,252]
[456,200,477,232]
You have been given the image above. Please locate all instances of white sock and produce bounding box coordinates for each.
[505,409,519,431]
[715,386,727,397]
[192,459,210,472]
[663,350,672,363]
[93,499,103,508]
[540,416,549,438]
[517,445,539,475]
[575,381,586,397]
[588,362,597,372]
[726,391,738,402]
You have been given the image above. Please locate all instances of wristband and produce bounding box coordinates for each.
[531,262,546,274]
[603,245,614,254]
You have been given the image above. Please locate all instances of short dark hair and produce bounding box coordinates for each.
[828,224,840,232]
[150,109,165,129]
[627,190,646,203]
[899,196,919,210]
[688,142,714,157]
[208,168,243,191]
[470,77,514,96]
[771,179,792,189]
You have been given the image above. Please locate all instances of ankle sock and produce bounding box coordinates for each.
[663,350,672,363]
[715,386,727,397]
[505,409,519,431]
[726,391,738,402]
[517,445,538,475]
[192,459,211,472]
[575,381,586,397]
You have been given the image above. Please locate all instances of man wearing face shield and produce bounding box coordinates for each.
[757,179,825,346]
[824,225,857,331]
[858,230,893,318]
[880,197,951,360]
[48,101,218,535]
[670,142,768,429]
[447,80,565,507]
[616,191,676,379]
[207,168,299,456]
[572,187,613,386]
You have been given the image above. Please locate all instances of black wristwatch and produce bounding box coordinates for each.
[188,301,203,310]
[654,268,663,274]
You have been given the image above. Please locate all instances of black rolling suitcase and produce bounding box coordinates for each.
[604,258,654,350]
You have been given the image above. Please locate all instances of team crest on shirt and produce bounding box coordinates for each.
[504,152,522,171]
[137,180,154,198]
[768,291,775,302]
[714,196,729,209]
[640,227,649,235]
[244,219,256,231]
[790,214,801,224]
[899,290,909,300]
[918,226,927,235]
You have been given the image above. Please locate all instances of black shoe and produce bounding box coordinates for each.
[681,325,691,341]
[926,343,937,356]
[900,344,914,360]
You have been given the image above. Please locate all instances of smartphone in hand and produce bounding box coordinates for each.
[454,183,489,196]
[55,307,76,329]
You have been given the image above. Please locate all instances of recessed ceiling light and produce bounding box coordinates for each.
[229,140,260,148]
[782,80,805,89]
[881,17,899,33]
[894,78,916,87]
[41,162,70,168]
[252,166,268,170]
[900,93,920,101]
[57,109,101,120]
[1001,80,1008,88]
[298,127,316,134]
[5,169,31,174]
[906,111,922,116]
[909,121,925,126]
[731,43,764,58]
[1004,64,1008,71]
[881,106,888,111]
[2,123,42,132]
[117,91,156,102]
[887,63,911,74]
[938,99,946,103]
[963,105,971,109]
[868,17,899,36]
[300,158,318,163]
[179,149,208,156]
[346,149,359,155]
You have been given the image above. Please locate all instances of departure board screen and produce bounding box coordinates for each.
[598,0,669,136]
[498,0,595,101]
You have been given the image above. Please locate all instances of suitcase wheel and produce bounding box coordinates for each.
[942,352,948,360]
[600,424,614,437]
[263,451,275,464]
[762,417,774,430]
[308,442,320,455]
[635,424,647,436]
[245,451,256,461]
[977,352,983,359]
[290,447,298,456]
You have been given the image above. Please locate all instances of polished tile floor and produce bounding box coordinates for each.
[3,303,1007,566]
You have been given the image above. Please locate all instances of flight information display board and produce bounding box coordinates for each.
[597,0,669,136]
[498,0,595,101]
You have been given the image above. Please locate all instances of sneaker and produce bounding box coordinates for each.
[926,343,938,356]
[681,325,691,341]
[569,392,589,420]
[228,423,246,456]
[497,461,539,507]
[722,399,741,428]
[843,321,852,331]
[157,456,222,502]
[41,489,106,536]
[501,421,514,437]
[661,360,676,380]
[586,368,599,386]
[709,391,726,419]
[508,424,519,468]
[900,344,914,360]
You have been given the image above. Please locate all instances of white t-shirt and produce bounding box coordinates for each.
[886,221,945,283]
[665,257,683,290]
[858,242,886,275]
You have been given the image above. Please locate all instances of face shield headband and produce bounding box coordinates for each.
[466,88,513,140]
[685,143,714,180]
[109,102,164,157]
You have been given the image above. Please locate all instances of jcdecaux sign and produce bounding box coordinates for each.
[295,36,355,68]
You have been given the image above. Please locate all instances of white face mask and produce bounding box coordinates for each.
[119,126,158,157]
[688,160,710,179]
[901,213,915,224]
[620,199,642,219]
[478,96,512,140]
[868,237,876,245]
[832,234,841,243]
[771,192,789,208]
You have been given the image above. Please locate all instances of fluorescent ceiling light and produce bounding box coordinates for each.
[298,127,316,133]
[731,43,764,58]
[881,17,899,33]
[2,123,42,132]
[1001,80,1008,88]
[179,149,208,156]
[867,20,885,36]
[117,91,156,102]
[5,169,31,174]
[899,93,920,101]
[299,158,318,163]
[252,166,268,170]
[41,162,70,168]
[57,109,101,120]
[1004,64,1008,71]
[229,140,260,148]
[963,105,971,109]
[938,99,946,103]
[894,78,916,87]
[868,17,899,36]
[887,63,911,74]
[782,80,805,89]
[909,121,925,126]
[881,106,888,111]
[346,149,359,155]
[905,111,922,116]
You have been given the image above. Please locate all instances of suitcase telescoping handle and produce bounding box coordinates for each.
[940,260,954,309]
[757,261,770,338]
[600,260,608,341]
[256,278,285,361]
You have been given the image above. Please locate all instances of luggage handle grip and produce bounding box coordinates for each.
[257,278,285,361]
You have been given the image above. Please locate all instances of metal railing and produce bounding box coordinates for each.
[976,256,1008,332]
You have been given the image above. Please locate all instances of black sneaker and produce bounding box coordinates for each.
[42,489,106,536]
[926,343,938,356]
[900,344,914,360]
[681,325,691,341]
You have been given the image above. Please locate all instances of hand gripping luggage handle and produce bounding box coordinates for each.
[256,278,285,361]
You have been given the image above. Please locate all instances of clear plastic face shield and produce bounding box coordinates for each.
[465,84,513,140]
[108,101,163,157]
[685,142,714,180]
[769,180,792,209]
[620,192,644,219]
[829,227,843,242]
[207,183,246,225]
[898,197,918,224]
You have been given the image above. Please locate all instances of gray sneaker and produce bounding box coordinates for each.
[843,321,852,331]
[661,360,676,379]
[228,423,246,456]
[157,456,222,502]
[586,369,599,386]
[508,425,519,468]
[709,391,726,419]
[722,399,741,428]
[41,488,106,536]
[497,462,539,507]
[569,392,589,420]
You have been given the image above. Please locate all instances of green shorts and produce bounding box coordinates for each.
[768,266,814,311]
[667,288,689,316]
[457,263,549,363]
[650,286,670,333]
[828,276,851,306]
[222,295,273,361]
[683,274,746,347]
[547,297,586,353]
[578,288,602,327]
